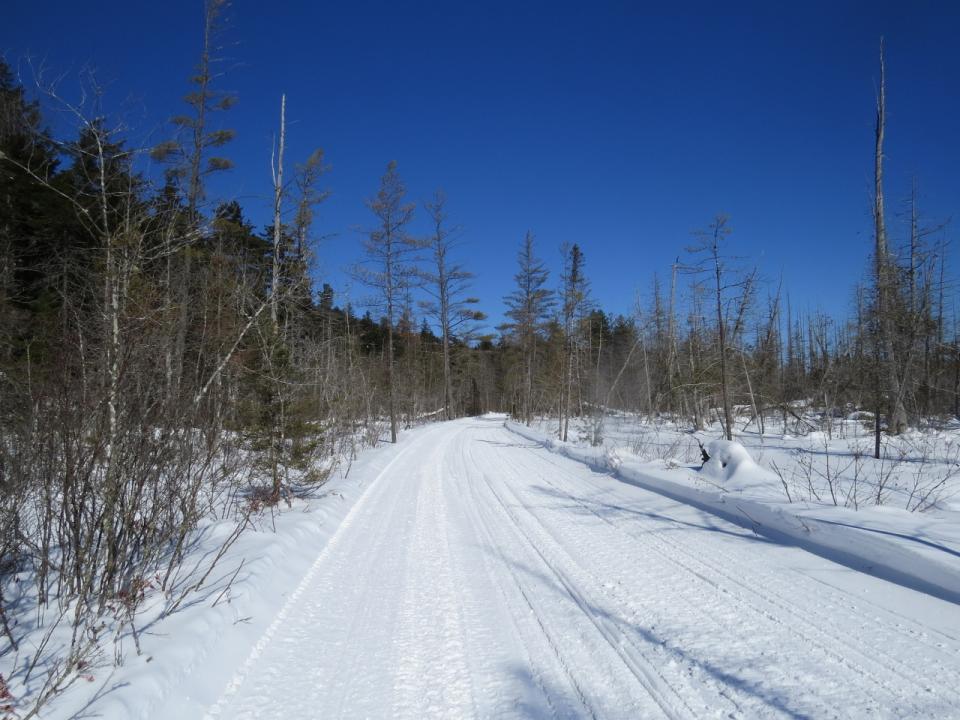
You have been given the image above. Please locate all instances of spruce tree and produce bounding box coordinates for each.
[503,231,554,425]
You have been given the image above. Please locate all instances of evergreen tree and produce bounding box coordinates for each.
[151,0,236,397]
[503,231,554,425]
[0,59,63,363]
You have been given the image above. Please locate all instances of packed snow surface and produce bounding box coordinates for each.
[197,416,959,719]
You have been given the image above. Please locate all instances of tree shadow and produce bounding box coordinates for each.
[497,663,587,719]
[66,675,129,720]
[489,550,812,719]
[487,549,954,719]
[527,482,776,546]
[477,438,541,450]
[808,517,960,559]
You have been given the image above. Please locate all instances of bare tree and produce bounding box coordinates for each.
[270,94,286,332]
[421,191,484,419]
[873,38,908,441]
[686,215,756,441]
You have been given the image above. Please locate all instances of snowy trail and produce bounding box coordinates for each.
[205,416,960,719]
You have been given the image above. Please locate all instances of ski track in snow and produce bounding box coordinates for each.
[204,416,960,719]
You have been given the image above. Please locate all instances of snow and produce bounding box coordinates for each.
[701,438,763,482]
[5,434,413,719]
[12,415,960,718]
[512,419,960,605]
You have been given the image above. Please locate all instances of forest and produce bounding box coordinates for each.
[1,3,958,716]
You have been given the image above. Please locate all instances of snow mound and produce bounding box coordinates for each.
[702,439,757,482]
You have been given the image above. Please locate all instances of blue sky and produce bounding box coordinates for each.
[3,1,958,330]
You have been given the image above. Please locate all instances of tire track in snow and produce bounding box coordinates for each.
[444,424,582,718]
[201,418,960,720]
[497,426,960,718]
[512,440,960,708]
[203,424,446,719]
[463,426,699,719]
[529,441,960,657]
[389,434,473,718]
[503,442,921,715]
[455,434,608,719]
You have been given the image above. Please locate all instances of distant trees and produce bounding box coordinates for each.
[482,42,956,441]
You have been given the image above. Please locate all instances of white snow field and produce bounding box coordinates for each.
[195,414,960,720]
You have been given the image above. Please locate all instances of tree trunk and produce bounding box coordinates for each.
[713,223,734,441]
[874,39,908,435]
[271,94,286,332]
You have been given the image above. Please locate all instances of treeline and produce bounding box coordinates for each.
[497,46,958,447]
[503,215,959,446]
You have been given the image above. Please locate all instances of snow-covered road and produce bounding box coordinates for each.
[205,416,960,719]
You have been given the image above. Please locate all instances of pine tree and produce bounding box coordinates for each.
[0,59,63,363]
[151,0,236,397]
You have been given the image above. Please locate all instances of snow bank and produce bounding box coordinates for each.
[505,420,960,605]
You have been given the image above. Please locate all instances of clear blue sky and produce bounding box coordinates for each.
[4,1,958,329]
